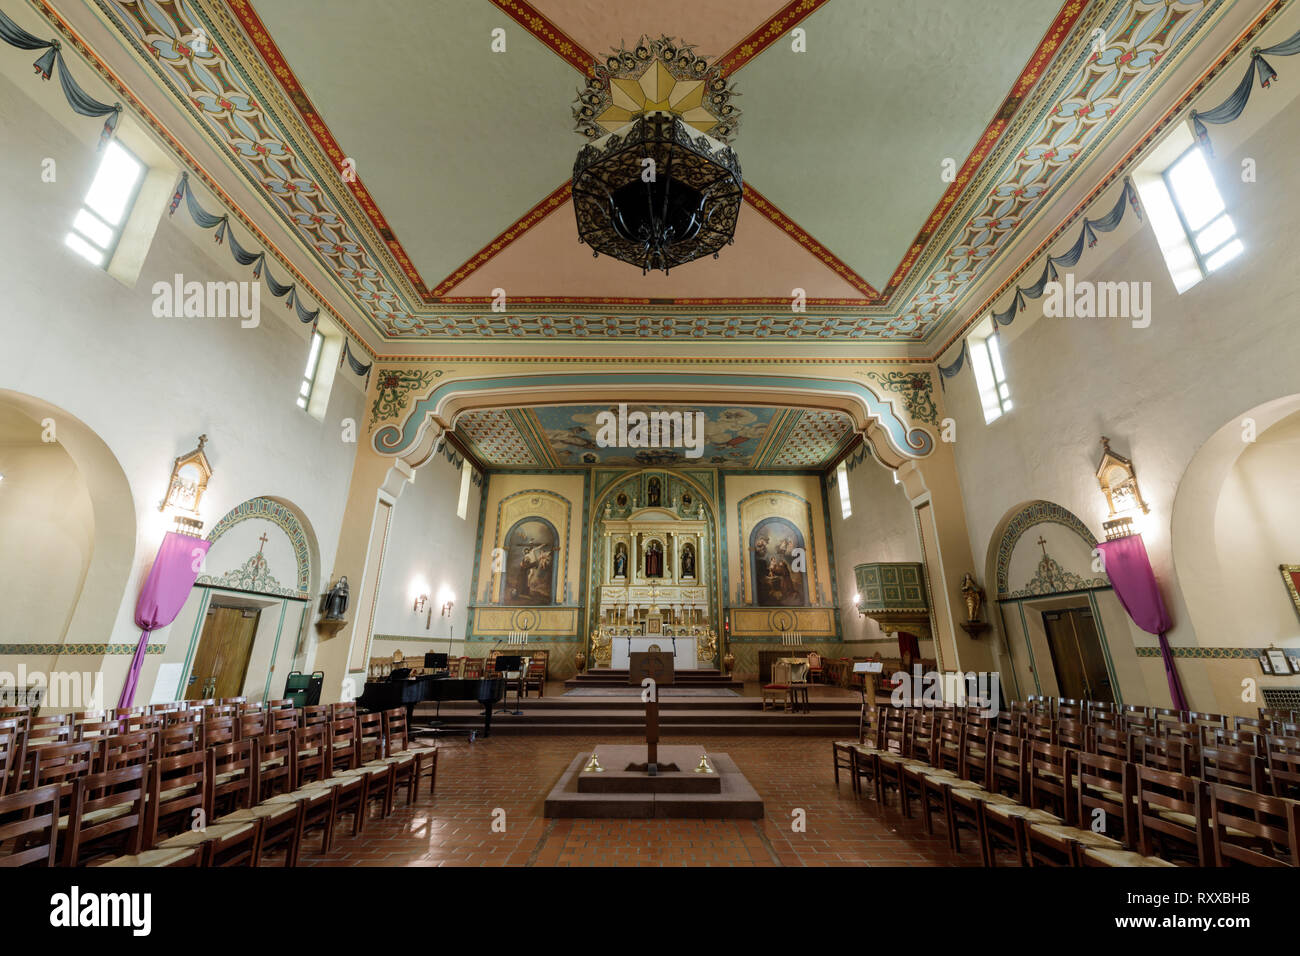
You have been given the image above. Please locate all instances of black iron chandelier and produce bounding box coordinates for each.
[571,37,743,276]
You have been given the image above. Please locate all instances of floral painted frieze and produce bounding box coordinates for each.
[368,368,442,427]
[865,371,938,426]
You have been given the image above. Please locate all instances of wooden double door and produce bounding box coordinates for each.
[185,603,260,700]
[1041,607,1113,703]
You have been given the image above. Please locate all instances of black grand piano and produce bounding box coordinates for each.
[356,670,505,738]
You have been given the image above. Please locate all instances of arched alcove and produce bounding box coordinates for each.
[1172,395,1300,646]
[0,391,136,654]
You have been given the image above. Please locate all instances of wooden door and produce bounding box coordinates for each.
[1042,607,1113,703]
[186,605,259,700]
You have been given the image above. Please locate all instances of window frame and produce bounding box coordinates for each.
[969,325,1013,424]
[66,140,147,270]
[1161,144,1241,279]
[835,460,852,520]
[296,329,325,411]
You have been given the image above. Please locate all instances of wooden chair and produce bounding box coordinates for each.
[523,658,547,698]
[122,713,165,736]
[301,704,331,729]
[294,724,330,788]
[25,741,94,814]
[945,726,1019,861]
[806,650,824,684]
[832,705,875,792]
[157,722,201,759]
[1056,698,1086,722]
[1026,740,1073,824]
[1188,711,1227,734]
[239,710,268,740]
[463,659,484,679]
[0,785,60,866]
[1235,715,1265,734]
[26,714,73,747]
[0,718,25,796]
[383,708,437,803]
[1207,784,1300,866]
[1022,714,1056,745]
[987,732,1028,802]
[330,714,360,773]
[1132,732,1191,774]
[1135,766,1210,866]
[1197,746,1265,796]
[62,764,147,866]
[357,711,385,764]
[1087,725,1131,761]
[896,710,940,818]
[256,729,295,800]
[202,716,239,748]
[761,661,793,712]
[215,797,301,867]
[1056,719,1086,751]
[866,708,914,806]
[97,731,153,772]
[208,738,259,816]
[144,750,209,847]
[1266,745,1300,800]
[910,718,967,838]
[1073,754,1181,865]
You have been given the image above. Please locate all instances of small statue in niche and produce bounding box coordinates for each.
[682,544,696,578]
[647,477,661,507]
[321,576,350,621]
[613,543,628,578]
[960,572,985,623]
[645,540,664,577]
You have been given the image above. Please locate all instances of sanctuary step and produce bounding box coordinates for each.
[413,694,860,737]
[564,668,744,690]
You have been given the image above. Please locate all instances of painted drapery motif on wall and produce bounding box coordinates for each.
[750,517,808,607]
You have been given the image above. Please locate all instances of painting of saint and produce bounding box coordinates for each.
[503,519,558,605]
[750,517,807,606]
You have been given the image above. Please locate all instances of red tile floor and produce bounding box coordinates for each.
[281,735,985,867]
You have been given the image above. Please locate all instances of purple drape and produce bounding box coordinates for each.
[118,532,210,708]
[1096,534,1187,711]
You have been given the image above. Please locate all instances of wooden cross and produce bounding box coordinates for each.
[1036,535,1048,557]
[645,698,659,767]
[257,532,269,555]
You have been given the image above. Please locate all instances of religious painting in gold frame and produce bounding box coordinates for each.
[1280,564,1300,622]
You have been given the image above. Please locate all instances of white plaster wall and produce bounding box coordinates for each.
[942,79,1300,675]
[0,74,366,681]
[0,439,94,645]
[829,458,922,645]
[370,455,481,650]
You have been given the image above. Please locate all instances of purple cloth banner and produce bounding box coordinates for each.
[1097,534,1187,711]
[118,532,210,708]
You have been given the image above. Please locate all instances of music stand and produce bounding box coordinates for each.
[494,655,525,715]
[853,661,883,739]
[424,652,450,673]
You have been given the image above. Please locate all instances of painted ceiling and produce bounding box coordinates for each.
[87,0,1232,345]
[452,404,855,470]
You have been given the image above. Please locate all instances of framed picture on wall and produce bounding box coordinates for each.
[1267,649,1293,676]
[1258,653,1274,675]
[1281,565,1300,620]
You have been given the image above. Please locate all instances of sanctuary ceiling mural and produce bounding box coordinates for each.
[452,404,855,470]
[73,0,1244,347]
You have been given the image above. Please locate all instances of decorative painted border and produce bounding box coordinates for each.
[203,497,311,596]
[373,371,934,461]
[24,0,374,356]
[994,500,1101,598]
[1134,646,1300,660]
[0,643,165,655]
[486,0,594,74]
[940,1,1284,358]
[716,0,831,75]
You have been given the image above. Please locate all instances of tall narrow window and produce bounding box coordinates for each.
[836,461,852,519]
[1164,145,1242,278]
[456,458,472,520]
[65,141,146,268]
[970,323,1012,424]
[297,330,324,410]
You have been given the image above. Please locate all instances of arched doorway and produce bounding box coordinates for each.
[983,500,1144,705]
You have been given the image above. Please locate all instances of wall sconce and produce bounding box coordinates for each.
[413,594,428,614]
[1096,436,1149,538]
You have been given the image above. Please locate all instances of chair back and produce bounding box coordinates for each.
[0,785,60,866]
[1208,784,1300,866]
[65,763,147,865]
[1075,751,1136,847]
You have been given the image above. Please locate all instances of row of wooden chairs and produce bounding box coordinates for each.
[0,707,437,867]
[833,706,1300,866]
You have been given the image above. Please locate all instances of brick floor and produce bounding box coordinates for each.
[281,735,984,867]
